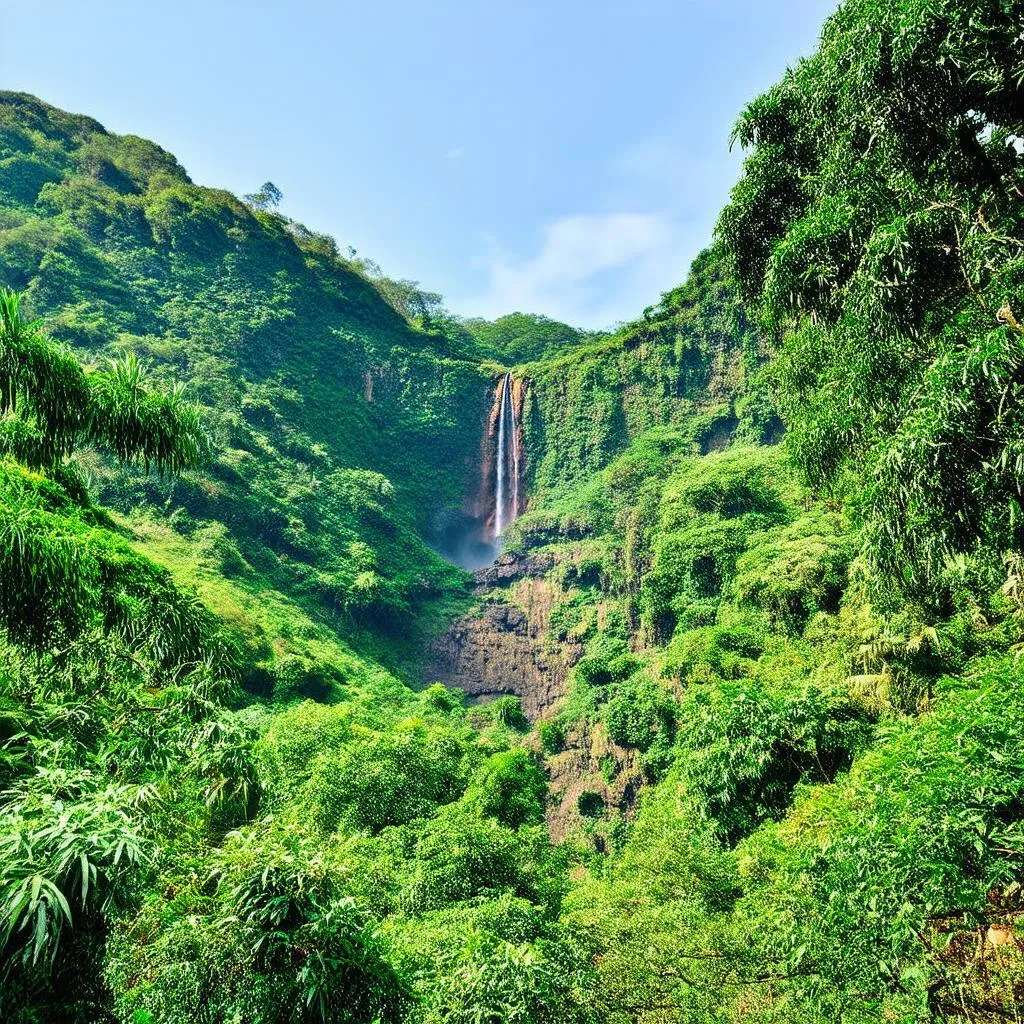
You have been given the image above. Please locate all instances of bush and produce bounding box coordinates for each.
[548,593,598,644]
[676,677,875,843]
[663,621,764,683]
[421,683,466,714]
[574,635,641,688]
[732,510,851,630]
[603,675,676,751]
[537,719,566,755]
[257,701,353,789]
[398,808,534,913]
[483,695,529,731]
[307,730,470,834]
[464,750,548,829]
[272,655,344,704]
[106,836,409,1024]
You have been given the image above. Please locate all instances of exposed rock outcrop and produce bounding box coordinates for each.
[424,561,578,721]
[542,719,645,842]
[470,550,556,592]
[426,546,646,843]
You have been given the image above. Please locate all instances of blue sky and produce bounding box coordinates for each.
[3,0,834,328]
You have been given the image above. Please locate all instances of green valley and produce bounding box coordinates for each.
[1,0,1023,1021]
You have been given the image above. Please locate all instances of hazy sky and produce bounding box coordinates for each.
[3,1,835,328]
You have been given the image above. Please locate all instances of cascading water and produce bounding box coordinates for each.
[490,371,521,542]
[494,372,510,537]
[435,372,524,569]
[510,381,521,528]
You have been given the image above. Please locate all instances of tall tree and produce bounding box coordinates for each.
[718,0,1024,597]
[243,180,283,211]
[0,288,208,644]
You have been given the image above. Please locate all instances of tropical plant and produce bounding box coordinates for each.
[718,0,1024,597]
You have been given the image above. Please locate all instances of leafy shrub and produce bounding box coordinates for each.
[663,449,788,523]
[421,929,597,1024]
[482,695,529,731]
[548,593,598,645]
[603,675,676,751]
[676,678,875,843]
[257,702,353,788]
[663,621,765,682]
[559,556,604,589]
[0,154,61,206]
[420,682,466,714]
[464,750,548,829]
[537,719,566,755]
[307,730,470,834]
[574,634,641,688]
[398,807,537,914]
[732,510,851,629]
[272,655,344,704]
[106,835,409,1024]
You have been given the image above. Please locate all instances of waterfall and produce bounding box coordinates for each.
[440,372,524,568]
[494,373,508,536]
[510,380,520,525]
[490,372,521,542]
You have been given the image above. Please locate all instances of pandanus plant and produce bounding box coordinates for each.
[0,288,208,474]
[0,288,210,647]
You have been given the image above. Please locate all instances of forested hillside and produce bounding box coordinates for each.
[2,0,1024,1020]
[0,89,499,680]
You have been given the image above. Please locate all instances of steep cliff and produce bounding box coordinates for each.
[424,552,576,719]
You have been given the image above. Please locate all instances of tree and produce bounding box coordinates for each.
[717,0,1024,597]
[0,289,210,647]
[244,180,283,211]
[0,288,207,475]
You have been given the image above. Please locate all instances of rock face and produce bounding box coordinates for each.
[543,719,645,842]
[425,546,646,842]
[424,554,578,721]
[470,550,555,592]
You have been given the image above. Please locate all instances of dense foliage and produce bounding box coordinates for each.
[717,0,1024,598]
[0,90,495,682]
[460,312,606,365]
[4,0,1024,1016]
[520,245,766,496]
[0,292,596,1024]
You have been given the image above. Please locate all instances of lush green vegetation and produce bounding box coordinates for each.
[0,90,493,681]
[462,312,607,365]
[0,289,595,1024]
[501,424,1023,1020]
[519,245,768,496]
[485,1,1024,1020]
[3,0,1024,1018]
[717,0,1024,599]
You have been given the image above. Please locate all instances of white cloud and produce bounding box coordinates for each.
[461,213,675,328]
[454,124,739,328]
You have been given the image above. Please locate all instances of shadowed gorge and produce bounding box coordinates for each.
[3,0,1024,1017]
